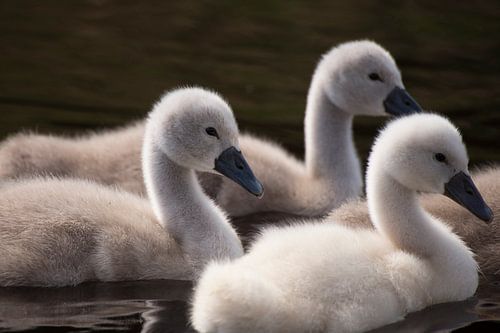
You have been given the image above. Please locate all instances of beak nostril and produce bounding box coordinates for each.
[464,181,474,195]
[235,160,244,170]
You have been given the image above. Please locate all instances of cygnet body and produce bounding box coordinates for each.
[0,88,263,287]
[191,113,492,333]
[0,40,421,217]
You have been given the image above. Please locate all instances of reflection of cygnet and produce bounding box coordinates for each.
[191,114,492,333]
[141,300,190,333]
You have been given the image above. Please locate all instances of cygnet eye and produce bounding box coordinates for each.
[205,127,220,139]
[368,73,383,82]
[434,153,447,163]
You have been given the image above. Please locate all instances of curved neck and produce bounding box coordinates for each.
[144,145,207,228]
[304,78,362,202]
[367,167,473,265]
[367,170,478,302]
[142,134,243,273]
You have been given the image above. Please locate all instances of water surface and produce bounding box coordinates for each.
[1,278,500,332]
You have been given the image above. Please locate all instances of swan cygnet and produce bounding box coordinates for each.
[328,165,500,276]
[205,40,422,216]
[191,113,493,333]
[0,40,421,217]
[0,87,263,287]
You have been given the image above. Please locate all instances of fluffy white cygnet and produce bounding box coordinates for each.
[0,40,421,217]
[328,165,500,275]
[0,87,263,287]
[191,113,492,333]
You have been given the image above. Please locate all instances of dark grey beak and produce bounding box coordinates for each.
[383,87,422,116]
[444,171,493,223]
[214,146,264,197]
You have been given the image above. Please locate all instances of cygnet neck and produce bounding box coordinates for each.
[142,133,243,273]
[143,141,212,228]
[304,77,363,202]
[367,166,474,267]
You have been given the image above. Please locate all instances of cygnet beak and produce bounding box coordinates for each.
[383,87,422,116]
[214,146,264,198]
[444,171,493,223]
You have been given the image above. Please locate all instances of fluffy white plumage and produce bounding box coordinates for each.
[327,165,500,275]
[191,113,482,333]
[0,87,246,286]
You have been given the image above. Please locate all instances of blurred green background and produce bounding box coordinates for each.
[0,0,498,166]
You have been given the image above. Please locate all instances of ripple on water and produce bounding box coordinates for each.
[0,278,499,332]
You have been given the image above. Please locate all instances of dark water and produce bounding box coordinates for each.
[0,278,499,333]
[1,0,499,332]
[1,0,499,164]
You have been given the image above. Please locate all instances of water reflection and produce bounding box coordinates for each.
[0,280,193,332]
[0,278,499,332]
[141,301,196,333]
[370,298,479,332]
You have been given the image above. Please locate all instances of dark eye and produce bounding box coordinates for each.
[435,153,447,163]
[368,73,383,82]
[205,127,219,139]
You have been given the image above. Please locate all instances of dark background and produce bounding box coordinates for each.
[1,0,499,167]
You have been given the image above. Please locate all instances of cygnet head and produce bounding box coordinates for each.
[317,40,422,117]
[368,113,493,222]
[147,87,264,197]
